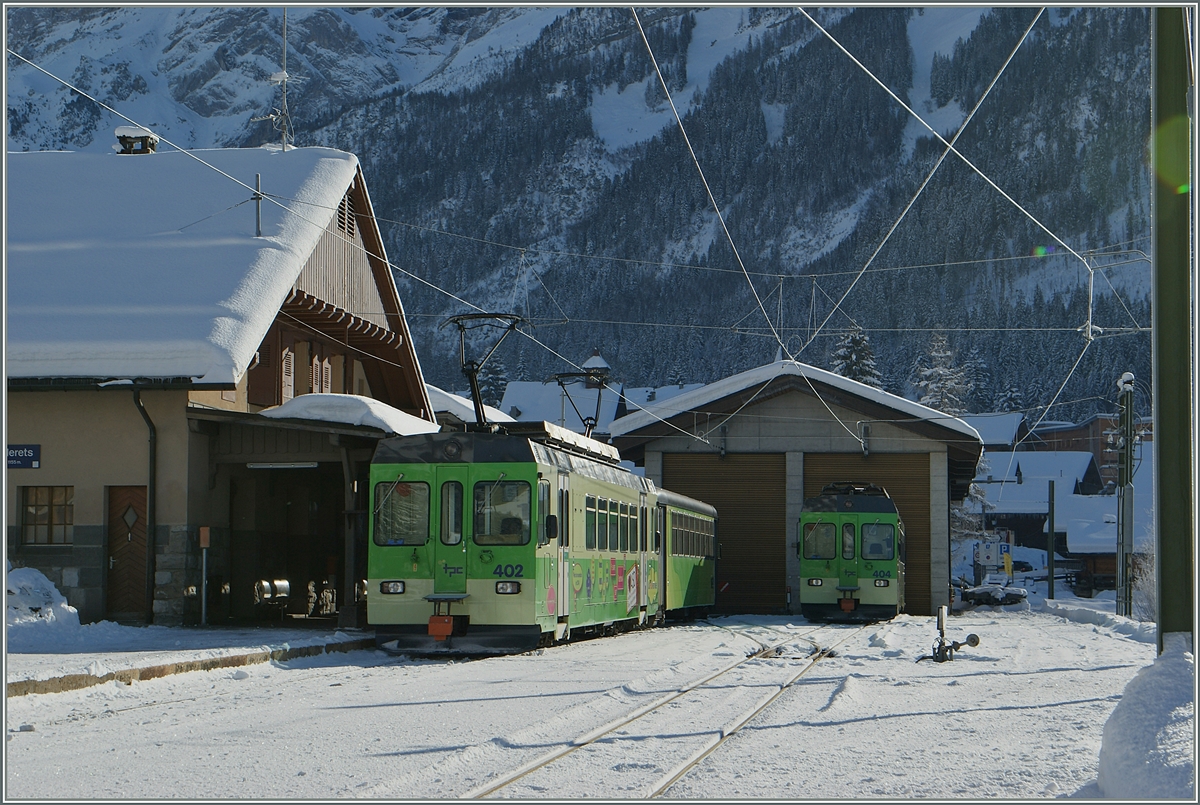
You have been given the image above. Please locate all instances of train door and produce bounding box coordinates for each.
[432,466,469,595]
[557,475,571,619]
[639,496,649,610]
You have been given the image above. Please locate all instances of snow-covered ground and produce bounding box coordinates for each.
[5,565,1192,799]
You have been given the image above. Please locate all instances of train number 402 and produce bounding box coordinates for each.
[873,570,892,578]
[493,564,524,578]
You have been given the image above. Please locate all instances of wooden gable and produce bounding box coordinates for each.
[242,167,432,421]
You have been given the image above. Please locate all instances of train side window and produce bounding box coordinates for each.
[440,481,463,545]
[802,522,836,559]
[374,481,430,546]
[598,499,609,551]
[862,522,894,560]
[639,506,647,553]
[842,523,856,560]
[473,480,531,546]
[619,502,629,552]
[585,495,597,550]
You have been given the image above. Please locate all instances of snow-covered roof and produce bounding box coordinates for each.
[609,359,982,441]
[979,451,1098,484]
[260,394,439,436]
[499,380,705,436]
[1049,492,1154,554]
[426,385,513,424]
[500,381,621,433]
[960,412,1025,447]
[7,146,361,386]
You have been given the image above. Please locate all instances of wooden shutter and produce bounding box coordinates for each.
[662,453,786,614]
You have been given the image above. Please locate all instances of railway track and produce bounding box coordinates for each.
[463,620,869,799]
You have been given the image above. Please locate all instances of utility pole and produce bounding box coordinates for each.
[1152,7,1195,656]
[1047,479,1055,600]
[1116,373,1136,618]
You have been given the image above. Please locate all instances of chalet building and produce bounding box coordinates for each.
[974,450,1106,550]
[609,360,983,616]
[6,144,435,627]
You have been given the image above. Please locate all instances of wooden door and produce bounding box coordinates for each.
[107,486,148,620]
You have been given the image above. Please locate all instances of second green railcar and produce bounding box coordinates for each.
[797,483,905,622]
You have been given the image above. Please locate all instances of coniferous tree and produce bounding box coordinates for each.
[994,385,1025,413]
[829,325,883,388]
[914,333,970,416]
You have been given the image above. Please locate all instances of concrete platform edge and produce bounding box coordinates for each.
[5,637,377,698]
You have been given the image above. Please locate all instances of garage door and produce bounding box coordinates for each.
[803,453,933,615]
[663,453,786,614]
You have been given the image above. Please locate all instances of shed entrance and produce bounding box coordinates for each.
[662,453,786,614]
[803,453,933,615]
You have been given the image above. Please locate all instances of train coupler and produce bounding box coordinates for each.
[839,597,857,613]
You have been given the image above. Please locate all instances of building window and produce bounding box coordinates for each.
[22,486,74,544]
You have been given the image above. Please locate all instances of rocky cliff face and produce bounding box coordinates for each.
[6,7,1152,418]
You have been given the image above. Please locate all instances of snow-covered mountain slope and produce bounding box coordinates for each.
[6,7,1153,418]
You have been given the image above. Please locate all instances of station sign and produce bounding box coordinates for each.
[7,445,40,469]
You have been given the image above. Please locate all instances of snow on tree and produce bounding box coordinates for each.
[478,354,509,407]
[994,384,1025,413]
[914,332,970,416]
[828,325,883,388]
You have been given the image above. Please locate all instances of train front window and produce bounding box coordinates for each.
[842,523,856,559]
[473,480,531,545]
[802,522,836,559]
[374,481,430,546]
[861,522,895,560]
[440,481,463,545]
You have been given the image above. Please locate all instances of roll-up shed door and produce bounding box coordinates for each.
[803,453,933,615]
[663,453,786,614]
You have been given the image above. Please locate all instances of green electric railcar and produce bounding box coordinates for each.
[367,422,716,654]
[797,483,905,622]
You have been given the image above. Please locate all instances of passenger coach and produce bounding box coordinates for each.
[368,422,716,653]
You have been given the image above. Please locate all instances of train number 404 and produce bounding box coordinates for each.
[493,564,524,578]
[873,570,893,578]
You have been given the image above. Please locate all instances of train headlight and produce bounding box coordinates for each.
[807,578,823,587]
[379,580,406,594]
[874,579,889,587]
[496,581,521,595]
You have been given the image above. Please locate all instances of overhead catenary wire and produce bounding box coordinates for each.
[632,7,868,446]
[797,8,1096,283]
[797,7,1045,355]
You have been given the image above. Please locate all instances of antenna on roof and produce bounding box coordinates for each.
[250,7,300,150]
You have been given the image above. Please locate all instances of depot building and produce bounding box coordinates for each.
[610,360,983,617]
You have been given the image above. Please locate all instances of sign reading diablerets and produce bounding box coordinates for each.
[7,445,40,469]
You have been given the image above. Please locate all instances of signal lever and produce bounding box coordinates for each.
[916,605,980,663]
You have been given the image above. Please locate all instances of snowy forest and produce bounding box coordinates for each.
[6,7,1154,422]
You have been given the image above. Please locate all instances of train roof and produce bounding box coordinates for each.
[803,483,899,514]
[655,488,718,519]
[372,421,620,466]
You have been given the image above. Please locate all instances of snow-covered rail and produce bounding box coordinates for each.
[463,621,867,799]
